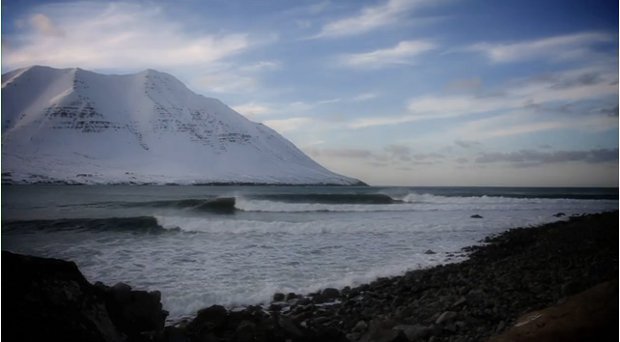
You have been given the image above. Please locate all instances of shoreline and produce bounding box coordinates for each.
[3,211,618,341]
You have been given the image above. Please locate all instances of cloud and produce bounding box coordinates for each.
[454,139,481,148]
[3,2,258,70]
[323,148,375,159]
[197,72,258,93]
[470,32,613,63]
[349,65,618,128]
[412,152,444,160]
[475,148,619,166]
[30,13,64,37]
[313,0,433,38]
[352,92,379,102]
[339,40,435,68]
[461,109,618,139]
[238,60,281,73]
[231,102,273,118]
[263,117,314,132]
[384,144,412,161]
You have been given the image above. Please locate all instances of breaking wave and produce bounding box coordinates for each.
[2,216,169,234]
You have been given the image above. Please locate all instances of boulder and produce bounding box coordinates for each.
[2,251,124,342]
[393,324,433,341]
[360,319,409,342]
[273,292,285,302]
[101,283,168,338]
[187,305,229,333]
[322,288,341,300]
[436,311,458,324]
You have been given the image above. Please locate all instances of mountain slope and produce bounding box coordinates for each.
[1,66,362,185]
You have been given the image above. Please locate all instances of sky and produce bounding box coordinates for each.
[1,0,618,187]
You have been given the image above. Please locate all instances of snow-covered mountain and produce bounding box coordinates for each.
[1,66,362,185]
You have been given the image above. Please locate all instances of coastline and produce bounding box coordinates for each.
[2,211,618,341]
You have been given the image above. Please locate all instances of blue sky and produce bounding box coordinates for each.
[2,0,618,186]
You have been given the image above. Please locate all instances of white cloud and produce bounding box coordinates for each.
[349,65,618,128]
[3,2,257,70]
[238,60,282,73]
[30,13,64,37]
[461,110,618,139]
[263,117,315,132]
[197,73,258,93]
[470,32,613,63]
[340,40,435,68]
[352,92,379,102]
[231,102,274,118]
[314,0,433,38]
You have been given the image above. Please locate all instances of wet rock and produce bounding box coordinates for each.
[2,251,125,342]
[234,320,256,342]
[436,311,458,324]
[352,320,368,333]
[561,280,581,297]
[471,214,483,219]
[553,212,566,217]
[273,292,285,302]
[393,324,432,341]
[103,283,168,338]
[452,296,467,308]
[360,328,408,342]
[321,288,341,300]
[278,315,304,338]
[187,305,228,333]
[164,326,190,342]
[495,320,506,333]
[424,249,436,255]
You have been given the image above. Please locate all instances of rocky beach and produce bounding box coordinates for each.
[2,211,618,342]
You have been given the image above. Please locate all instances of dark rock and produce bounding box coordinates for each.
[553,212,566,217]
[103,283,168,338]
[164,326,190,342]
[360,320,408,342]
[234,320,257,342]
[322,288,340,300]
[273,292,285,302]
[352,320,368,333]
[278,315,304,338]
[285,292,298,301]
[561,280,581,297]
[424,249,436,255]
[495,320,506,333]
[393,324,432,341]
[2,251,125,342]
[452,296,467,308]
[471,214,483,219]
[187,305,228,334]
[436,311,458,324]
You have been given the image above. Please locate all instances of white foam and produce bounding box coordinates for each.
[233,194,614,213]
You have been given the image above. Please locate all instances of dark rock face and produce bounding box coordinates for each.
[2,251,167,342]
[2,251,124,342]
[98,282,168,340]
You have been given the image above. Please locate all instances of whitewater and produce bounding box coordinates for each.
[2,185,617,321]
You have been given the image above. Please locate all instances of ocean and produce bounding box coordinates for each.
[2,185,617,321]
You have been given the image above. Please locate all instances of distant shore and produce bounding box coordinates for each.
[3,211,618,342]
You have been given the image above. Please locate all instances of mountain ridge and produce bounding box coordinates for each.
[1,66,364,185]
